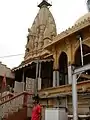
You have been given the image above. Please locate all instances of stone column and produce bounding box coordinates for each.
[22,70,25,91]
[53,69,59,87]
[68,65,72,84]
[22,71,24,82]
[38,62,41,90]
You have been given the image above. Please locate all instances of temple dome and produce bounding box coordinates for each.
[75,12,90,24]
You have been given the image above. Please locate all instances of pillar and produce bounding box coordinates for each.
[72,74,78,120]
[38,62,41,90]
[22,71,24,82]
[53,49,60,87]
[35,61,39,95]
[22,70,25,91]
[53,69,59,87]
[68,65,72,84]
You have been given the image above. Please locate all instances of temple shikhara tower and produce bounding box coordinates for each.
[25,0,57,61]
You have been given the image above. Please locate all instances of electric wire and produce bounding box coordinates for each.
[0,53,24,58]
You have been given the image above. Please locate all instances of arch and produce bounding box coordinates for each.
[59,52,68,85]
[74,44,90,82]
[74,44,90,66]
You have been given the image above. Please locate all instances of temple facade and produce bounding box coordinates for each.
[13,0,90,119]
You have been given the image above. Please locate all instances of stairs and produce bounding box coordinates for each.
[3,107,27,120]
[0,92,33,120]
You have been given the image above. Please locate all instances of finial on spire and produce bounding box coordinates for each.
[38,0,52,8]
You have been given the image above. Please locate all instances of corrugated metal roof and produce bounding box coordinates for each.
[12,59,53,72]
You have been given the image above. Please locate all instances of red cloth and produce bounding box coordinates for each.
[31,104,41,120]
[2,74,6,89]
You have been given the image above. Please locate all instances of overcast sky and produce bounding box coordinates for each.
[0,0,88,69]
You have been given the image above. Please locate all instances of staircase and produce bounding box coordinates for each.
[0,92,33,120]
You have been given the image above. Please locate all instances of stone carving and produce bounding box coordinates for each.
[25,30,34,54]
[25,2,57,59]
[64,39,70,49]
[43,12,56,46]
[48,12,57,38]
[38,25,45,48]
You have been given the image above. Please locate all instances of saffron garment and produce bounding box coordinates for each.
[31,104,41,120]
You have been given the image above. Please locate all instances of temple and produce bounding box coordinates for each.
[13,0,90,119]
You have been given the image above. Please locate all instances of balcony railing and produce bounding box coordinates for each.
[39,80,90,98]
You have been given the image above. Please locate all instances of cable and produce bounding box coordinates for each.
[0,53,24,58]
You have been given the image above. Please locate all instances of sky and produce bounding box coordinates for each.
[0,0,88,69]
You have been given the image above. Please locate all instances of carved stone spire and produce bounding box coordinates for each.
[24,0,57,60]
